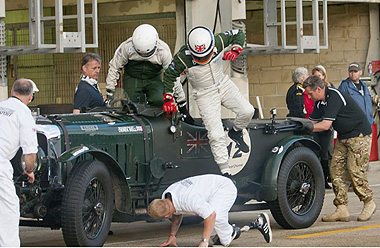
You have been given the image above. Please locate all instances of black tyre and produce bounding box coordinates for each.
[270,147,325,229]
[61,160,114,246]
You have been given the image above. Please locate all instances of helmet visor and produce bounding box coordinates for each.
[190,49,214,64]
[136,45,157,58]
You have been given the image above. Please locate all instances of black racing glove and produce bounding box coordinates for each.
[303,119,314,134]
[291,117,314,134]
[104,89,115,106]
[178,101,195,125]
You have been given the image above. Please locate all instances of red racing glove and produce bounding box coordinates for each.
[163,93,177,114]
[222,46,243,61]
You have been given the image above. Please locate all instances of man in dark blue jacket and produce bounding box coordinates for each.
[338,62,374,125]
[73,53,104,113]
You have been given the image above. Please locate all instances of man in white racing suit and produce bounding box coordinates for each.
[0,79,38,246]
[105,24,193,124]
[162,26,255,177]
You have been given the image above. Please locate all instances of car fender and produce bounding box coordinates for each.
[260,135,320,201]
[58,145,132,214]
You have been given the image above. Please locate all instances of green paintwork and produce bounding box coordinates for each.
[52,113,156,214]
[58,145,104,162]
[55,113,153,184]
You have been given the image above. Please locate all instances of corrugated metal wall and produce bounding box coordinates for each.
[6,19,176,107]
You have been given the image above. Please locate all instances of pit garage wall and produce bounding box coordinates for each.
[2,1,375,119]
[3,3,178,107]
[100,2,374,119]
[246,3,374,118]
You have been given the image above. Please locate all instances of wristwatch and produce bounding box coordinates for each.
[200,238,208,243]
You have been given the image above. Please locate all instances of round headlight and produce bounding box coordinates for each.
[20,147,45,173]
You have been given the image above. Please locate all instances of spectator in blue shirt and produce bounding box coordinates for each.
[338,62,374,125]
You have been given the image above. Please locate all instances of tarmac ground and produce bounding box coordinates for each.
[20,161,380,247]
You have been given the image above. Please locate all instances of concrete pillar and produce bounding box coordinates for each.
[174,0,186,54]
[0,85,7,101]
[367,4,380,160]
[0,0,4,18]
[366,3,380,77]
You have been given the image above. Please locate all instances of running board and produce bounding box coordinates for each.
[231,203,270,212]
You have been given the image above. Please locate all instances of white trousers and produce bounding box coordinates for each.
[0,176,20,247]
[193,79,254,168]
[209,179,237,246]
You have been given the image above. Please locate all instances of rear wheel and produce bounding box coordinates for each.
[61,160,113,246]
[270,147,325,229]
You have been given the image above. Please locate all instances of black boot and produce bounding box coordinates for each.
[321,160,331,189]
[228,128,249,153]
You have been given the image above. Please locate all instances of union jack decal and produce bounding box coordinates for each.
[186,131,209,153]
[195,44,206,53]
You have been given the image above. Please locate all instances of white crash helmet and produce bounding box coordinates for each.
[187,26,215,64]
[132,24,158,58]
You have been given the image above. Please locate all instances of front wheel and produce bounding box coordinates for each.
[270,147,325,229]
[61,160,114,246]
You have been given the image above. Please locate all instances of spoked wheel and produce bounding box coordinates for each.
[287,162,316,214]
[270,147,325,229]
[62,160,113,246]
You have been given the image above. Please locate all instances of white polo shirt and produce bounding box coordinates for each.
[162,174,235,219]
[0,97,38,179]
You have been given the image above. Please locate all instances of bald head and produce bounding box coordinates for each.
[12,78,34,96]
[11,78,34,105]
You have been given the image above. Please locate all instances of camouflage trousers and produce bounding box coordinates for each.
[331,133,373,206]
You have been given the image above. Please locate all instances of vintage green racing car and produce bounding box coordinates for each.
[11,100,324,246]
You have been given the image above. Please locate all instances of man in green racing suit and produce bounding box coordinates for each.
[162,26,255,177]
